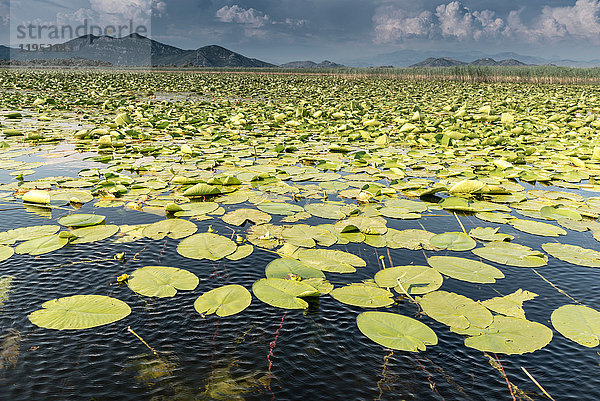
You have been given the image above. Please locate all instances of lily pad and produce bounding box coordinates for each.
[453,316,553,355]
[429,232,476,251]
[417,291,493,330]
[183,183,221,197]
[542,243,600,268]
[0,246,13,262]
[15,234,68,255]
[304,203,349,220]
[330,284,394,308]
[127,266,199,297]
[265,258,325,279]
[510,219,566,237]
[177,233,237,261]
[480,289,537,319]
[427,256,504,284]
[472,242,548,267]
[374,265,443,295]
[252,278,319,309]
[222,208,271,226]
[194,285,252,317]
[70,225,119,244]
[58,214,105,227]
[468,227,514,242]
[143,219,197,240]
[385,229,437,250]
[356,311,438,352]
[226,244,254,261]
[256,202,304,216]
[28,295,131,330]
[551,304,600,347]
[295,249,366,273]
[0,225,60,245]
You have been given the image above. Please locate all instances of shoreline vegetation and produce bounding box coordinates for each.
[2,63,600,84]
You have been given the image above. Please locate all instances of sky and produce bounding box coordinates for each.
[2,1,600,64]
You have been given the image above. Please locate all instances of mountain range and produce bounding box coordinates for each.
[410,57,528,67]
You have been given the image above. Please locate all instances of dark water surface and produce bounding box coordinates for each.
[1,151,599,401]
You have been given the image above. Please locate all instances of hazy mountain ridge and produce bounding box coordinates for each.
[410,57,529,67]
[4,34,275,67]
[279,60,345,68]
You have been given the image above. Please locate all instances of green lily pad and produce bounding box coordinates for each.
[378,206,421,220]
[429,232,476,251]
[256,202,304,216]
[295,248,366,273]
[173,202,219,217]
[143,219,197,240]
[356,311,438,352]
[127,266,199,297]
[222,208,271,225]
[509,219,566,237]
[417,291,493,330]
[0,246,14,262]
[472,242,548,267]
[58,214,106,227]
[183,183,221,197]
[540,206,582,221]
[71,225,119,244]
[551,304,600,347]
[265,258,325,279]
[480,289,537,319]
[453,316,553,355]
[330,284,394,308]
[304,203,349,220]
[542,242,600,267]
[468,227,514,242]
[194,285,252,317]
[427,256,504,284]
[22,190,50,204]
[15,234,68,255]
[28,295,131,330]
[335,216,388,235]
[177,233,237,261]
[281,224,336,248]
[374,265,443,295]
[226,244,254,260]
[252,278,319,309]
[0,225,60,245]
[385,229,438,250]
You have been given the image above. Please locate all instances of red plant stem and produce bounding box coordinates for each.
[495,353,516,401]
[267,312,287,395]
[157,238,167,263]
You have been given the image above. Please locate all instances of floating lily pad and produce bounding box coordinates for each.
[222,208,271,226]
[335,216,388,235]
[177,233,237,261]
[143,219,197,240]
[256,202,303,216]
[295,249,365,273]
[127,266,199,297]
[551,304,600,347]
[304,203,349,220]
[542,242,600,268]
[330,284,394,308]
[22,190,50,204]
[252,278,319,309]
[194,285,252,317]
[28,295,131,330]
[183,183,221,197]
[0,225,60,245]
[472,242,547,267]
[374,265,443,295]
[427,256,504,284]
[15,234,68,255]
[468,227,514,242]
[265,258,325,279]
[453,316,553,355]
[429,232,476,251]
[0,246,13,263]
[510,219,566,237]
[70,225,119,244]
[480,289,537,319]
[385,229,437,250]
[417,291,493,330]
[226,244,254,260]
[58,214,105,227]
[356,311,438,352]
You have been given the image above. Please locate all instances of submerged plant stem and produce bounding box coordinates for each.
[127,326,158,356]
[531,269,581,305]
[521,367,555,401]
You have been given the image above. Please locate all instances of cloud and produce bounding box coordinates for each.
[435,2,504,40]
[373,6,435,43]
[507,0,600,42]
[215,5,269,28]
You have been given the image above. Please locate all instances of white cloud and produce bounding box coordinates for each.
[507,0,600,42]
[435,2,504,40]
[216,5,269,28]
[373,6,435,43]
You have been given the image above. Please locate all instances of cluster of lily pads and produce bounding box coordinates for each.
[1,71,600,360]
